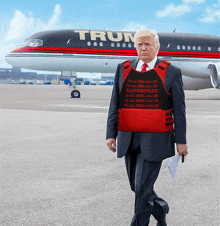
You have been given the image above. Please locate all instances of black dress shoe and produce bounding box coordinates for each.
[157,223,167,226]
[153,203,169,226]
[156,212,168,226]
[156,216,167,226]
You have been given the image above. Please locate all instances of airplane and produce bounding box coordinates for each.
[5,29,220,98]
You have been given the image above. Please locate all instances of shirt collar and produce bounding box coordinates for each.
[136,56,158,71]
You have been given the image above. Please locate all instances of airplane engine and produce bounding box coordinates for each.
[210,62,220,89]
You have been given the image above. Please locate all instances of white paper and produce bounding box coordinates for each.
[167,153,180,181]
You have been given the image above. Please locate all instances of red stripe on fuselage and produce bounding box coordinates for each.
[11,47,137,56]
[11,47,220,58]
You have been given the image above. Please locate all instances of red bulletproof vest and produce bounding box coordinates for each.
[117,60,174,133]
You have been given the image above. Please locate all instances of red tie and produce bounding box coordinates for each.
[141,63,148,72]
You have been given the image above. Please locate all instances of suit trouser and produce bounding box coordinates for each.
[125,145,169,226]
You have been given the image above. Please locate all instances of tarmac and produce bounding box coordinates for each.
[0,84,219,226]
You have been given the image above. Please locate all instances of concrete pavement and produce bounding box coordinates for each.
[0,84,219,226]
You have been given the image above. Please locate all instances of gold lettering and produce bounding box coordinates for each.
[107,32,123,42]
[74,30,89,40]
[90,31,107,41]
[124,33,134,42]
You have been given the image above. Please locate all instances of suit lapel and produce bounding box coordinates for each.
[130,59,139,69]
[155,59,161,67]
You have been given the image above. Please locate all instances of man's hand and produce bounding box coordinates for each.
[106,138,116,153]
[177,144,188,157]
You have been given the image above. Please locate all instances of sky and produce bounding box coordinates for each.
[1,0,220,75]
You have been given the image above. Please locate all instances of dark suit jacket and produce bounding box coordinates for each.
[106,58,187,161]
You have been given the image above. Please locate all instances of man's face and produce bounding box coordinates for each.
[136,36,159,63]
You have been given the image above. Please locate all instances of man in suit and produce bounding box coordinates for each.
[106,29,188,226]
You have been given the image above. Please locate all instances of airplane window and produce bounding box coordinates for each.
[208,47,211,51]
[218,47,220,51]
[99,42,103,47]
[34,39,43,47]
[29,40,35,47]
[111,43,115,47]
[117,43,120,47]
[177,45,180,50]
[128,43,132,48]
[182,46,186,50]
[193,46,196,50]
[187,46,191,50]
[23,39,43,47]
[198,46,201,50]
[122,43,126,47]
[87,41,91,46]
[94,42,97,46]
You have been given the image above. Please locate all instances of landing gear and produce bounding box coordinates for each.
[71,90,80,98]
[61,71,82,98]
[67,71,81,98]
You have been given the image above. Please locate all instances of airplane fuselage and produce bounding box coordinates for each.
[5,29,220,89]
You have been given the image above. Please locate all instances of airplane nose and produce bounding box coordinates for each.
[5,48,21,67]
[5,46,26,67]
[5,53,13,66]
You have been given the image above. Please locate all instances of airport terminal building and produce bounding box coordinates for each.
[0,67,59,84]
[0,67,114,85]
[0,67,37,84]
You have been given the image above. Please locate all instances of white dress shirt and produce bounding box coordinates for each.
[136,56,158,71]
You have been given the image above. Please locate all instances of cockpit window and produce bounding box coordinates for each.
[34,39,43,47]
[21,39,43,47]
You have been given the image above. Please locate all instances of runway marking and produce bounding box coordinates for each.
[48,104,109,109]
[0,109,107,114]
[187,115,220,118]
[204,115,220,117]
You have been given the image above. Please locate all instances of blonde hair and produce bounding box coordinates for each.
[134,29,160,49]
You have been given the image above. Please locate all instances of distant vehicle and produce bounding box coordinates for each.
[90,80,96,85]
[106,81,113,85]
[100,81,107,85]
[84,81,90,85]
[20,80,26,84]
[11,80,18,84]
[37,80,44,85]
[44,81,51,85]
[64,79,70,85]
[26,80,34,84]
[64,79,81,85]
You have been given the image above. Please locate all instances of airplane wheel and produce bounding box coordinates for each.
[71,90,80,98]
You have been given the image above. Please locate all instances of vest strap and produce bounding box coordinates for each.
[122,60,171,94]
[122,60,132,86]
[154,60,171,83]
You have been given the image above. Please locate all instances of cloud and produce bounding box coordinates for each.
[157,0,220,23]
[199,2,220,23]
[156,0,206,18]
[6,11,35,41]
[122,22,146,31]
[6,4,62,42]
[199,16,216,23]
[45,4,61,29]
[0,4,62,68]
[156,4,192,18]
[182,0,205,3]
